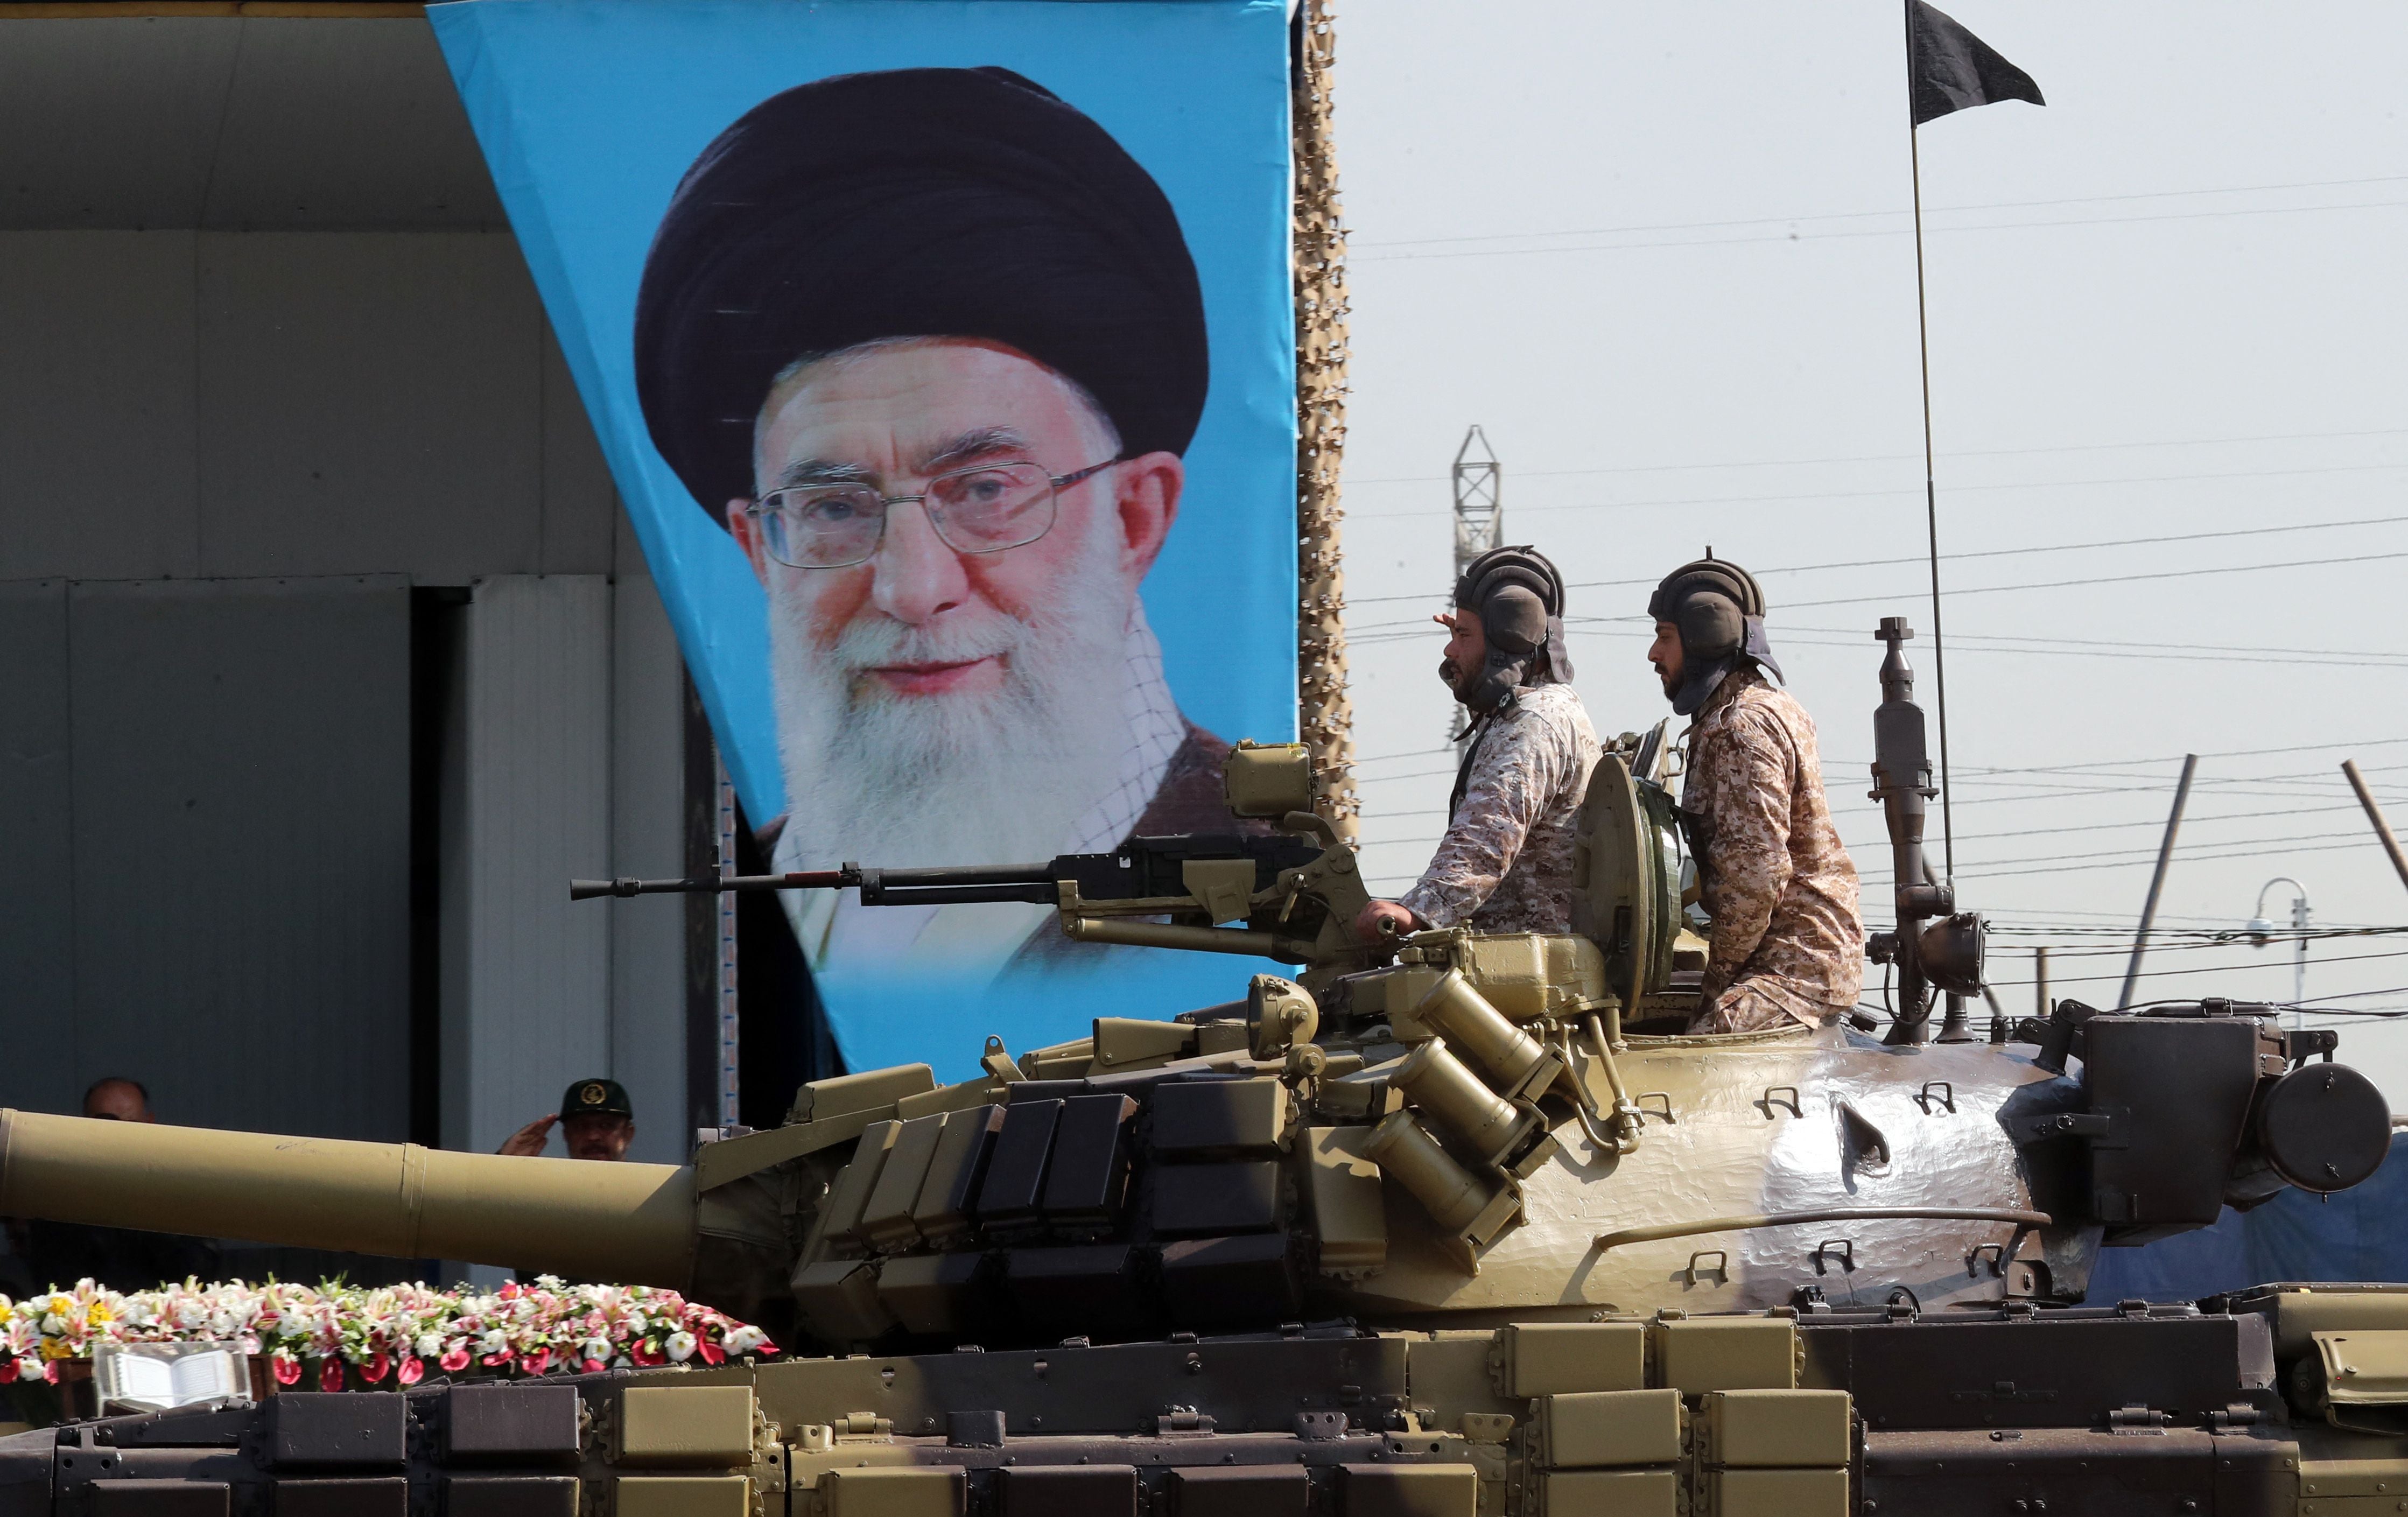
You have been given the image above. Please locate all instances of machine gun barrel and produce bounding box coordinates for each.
[570,863,1060,905]
[573,830,1361,979]
[0,1109,697,1287]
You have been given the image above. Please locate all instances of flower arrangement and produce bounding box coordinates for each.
[0,1277,776,1392]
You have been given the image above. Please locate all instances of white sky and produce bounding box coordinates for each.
[1330,2,2408,1101]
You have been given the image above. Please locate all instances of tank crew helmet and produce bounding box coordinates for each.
[1451,545,1574,715]
[1647,550,1785,716]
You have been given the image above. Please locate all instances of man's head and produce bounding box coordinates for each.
[558,1079,634,1163]
[635,67,1210,868]
[1443,546,1572,713]
[1646,553,1783,715]
[82,1077,153,1123]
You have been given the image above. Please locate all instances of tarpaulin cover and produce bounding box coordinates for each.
[2087,1135,2408,1301]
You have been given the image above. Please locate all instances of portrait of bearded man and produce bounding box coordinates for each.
[634,65,1258,986]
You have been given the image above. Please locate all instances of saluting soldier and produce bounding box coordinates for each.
[1646,555,1863,1034]
[496,1079,637,1162]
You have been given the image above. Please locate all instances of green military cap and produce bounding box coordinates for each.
[560,1078,633,1120]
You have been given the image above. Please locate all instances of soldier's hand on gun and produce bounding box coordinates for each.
[1354,899,1421,944]
[495,1114,559,1157]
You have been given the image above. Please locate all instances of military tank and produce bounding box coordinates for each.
[0,619,2399,1516]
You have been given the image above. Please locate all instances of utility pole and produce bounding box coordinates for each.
[2117,753,2198,1010]
[1450,426,1502,753]
[2342,759,2408,897]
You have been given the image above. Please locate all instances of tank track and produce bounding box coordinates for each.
[9,1291,2406,1515]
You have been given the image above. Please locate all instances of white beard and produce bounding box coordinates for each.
[767,517,1136,873]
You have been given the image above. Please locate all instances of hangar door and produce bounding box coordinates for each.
[0,575,410,1141]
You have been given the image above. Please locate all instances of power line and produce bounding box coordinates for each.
[1347,457,2408,522]
[1352,512,2408,606]
[1985,924,2408,942]
[1963,834,2401,881]
[1343,424,2408,488]
[1981,946,2408,989]
[1343,733,2408,783]
[1345,549,2408,639]
[1881,802,2369,846]
[1349,173,2408,252]
[1353,195,2408,265]
[1945,734,2408,777]
[1771,549,2408,614]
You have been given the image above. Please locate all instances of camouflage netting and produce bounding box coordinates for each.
[1294,0,1358,841]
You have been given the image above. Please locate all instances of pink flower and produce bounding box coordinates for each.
[630,1339,664,1367]
[698,1340,725,1367]
[319,1359,343,1392]
[397,1357,423,1386]
[518,1349,550,1377]
[580,1358,605,1374]
[439,1347,471,1374]
[361,1352,390,1384]
[0,1359,17,1385]
[272,1356,301,1386]
[41,1361,58,1386]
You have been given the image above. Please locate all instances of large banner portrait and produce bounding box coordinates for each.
[429,0,1298,1074]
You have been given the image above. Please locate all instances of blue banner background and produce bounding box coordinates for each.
[429,0,1298,1072]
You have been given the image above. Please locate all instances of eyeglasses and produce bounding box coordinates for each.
[744,458,1121,570]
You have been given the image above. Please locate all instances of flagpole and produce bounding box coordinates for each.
[1905,3,1956,884]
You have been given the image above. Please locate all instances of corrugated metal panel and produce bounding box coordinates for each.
[0,18,501,233]
[195,231,549,581]
[0,20,240,230]
[451,574,613,1153]
[64,575,411,1140]
[0,231,201,582]
[202,19,506,231]
[0,580,79,1119]
[610,569,688,1164]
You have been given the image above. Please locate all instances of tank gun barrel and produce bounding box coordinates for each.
[0,1109,697,1288]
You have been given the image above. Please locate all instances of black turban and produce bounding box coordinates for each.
[634,66,1209,522]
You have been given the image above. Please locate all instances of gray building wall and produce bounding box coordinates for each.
[0,13,694,1165]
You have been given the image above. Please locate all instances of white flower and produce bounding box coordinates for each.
[415,1334,443,1359]
[581,1337,610,1364]
[721,1326,767,1357]
[478,1330,510,1356]
[39,1315,63,1336]
[664,1331,697,1363]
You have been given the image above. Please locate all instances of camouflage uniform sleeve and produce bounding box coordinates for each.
[1697,711,1798,1005]
[1398,712,1563,929]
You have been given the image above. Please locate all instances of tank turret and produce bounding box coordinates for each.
[4,627,2387,1353]
[0,620,2396,1515]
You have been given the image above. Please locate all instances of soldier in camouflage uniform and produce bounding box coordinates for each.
[1357,547,1602,942]
[1647,556,1863,1034]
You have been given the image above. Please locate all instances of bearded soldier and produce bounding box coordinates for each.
[1356,547,1601,942]
[1646,555,1863,1034]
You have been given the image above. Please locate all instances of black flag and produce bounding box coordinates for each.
[1908,1,2044,127]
